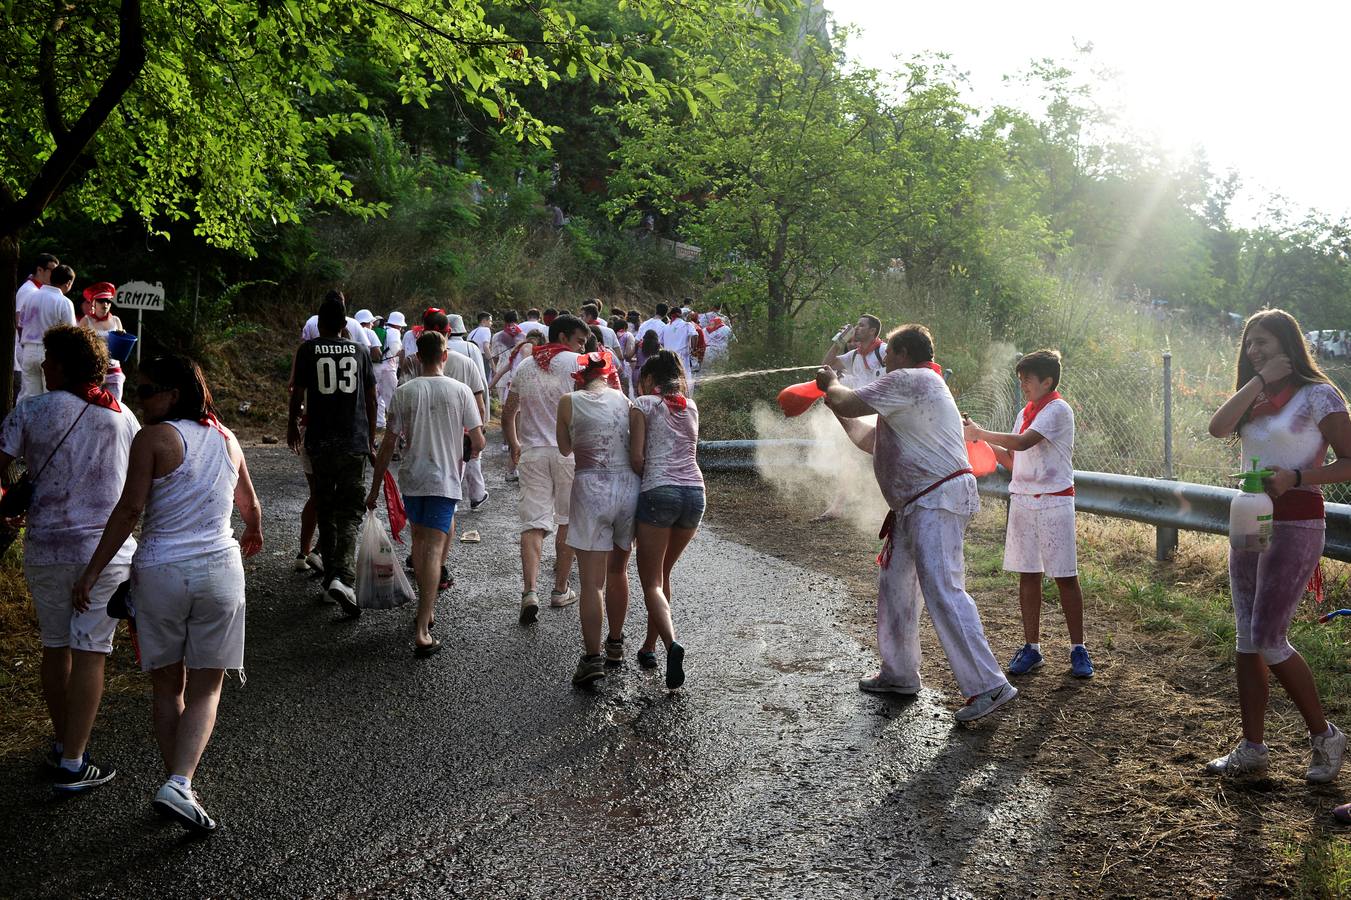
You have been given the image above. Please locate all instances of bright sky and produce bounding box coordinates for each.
[827,0,1351,225]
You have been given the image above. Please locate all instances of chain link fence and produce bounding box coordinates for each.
[957,350,1351,505]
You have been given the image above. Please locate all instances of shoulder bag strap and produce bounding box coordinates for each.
[33,401,91,481]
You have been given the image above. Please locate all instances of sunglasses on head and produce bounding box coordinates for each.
[136,383,174,399]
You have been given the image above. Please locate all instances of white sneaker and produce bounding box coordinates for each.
[858,674,920,696]
[954,682,1017,722]
[152,780,217,833]
[1309,724,1347,784]
[326,578,360,618]
[292,553,309,573]
[519,590,539,625]
[549,587,577,608]
[1205,739,1270,776]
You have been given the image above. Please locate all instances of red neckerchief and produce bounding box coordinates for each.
[197,412,230,439]
[573,351,618,387]
[27,277,41,288]
[532,342,571,372]
[923,361,942,376]
[1249,378,1298,420]
[504,323,522,339]
[660,392,688,415]
[91,310,112,323]
[857,337,883,364]
[710,317,724,331]
[603,349,622,390]
[1018,390,1061,434]
[543,313,556,326]
[411,325,424,338]
[71,383,120,413]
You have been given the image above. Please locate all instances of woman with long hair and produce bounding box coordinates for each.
[629,350,702,689]
[75,355,264,833]
[1206,308,1351,790]
[556,352,640,685]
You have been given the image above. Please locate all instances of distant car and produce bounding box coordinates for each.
[1306,329,1348,359]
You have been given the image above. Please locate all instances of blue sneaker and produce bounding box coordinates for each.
[1007,644,1044,676]
[1070,646,1095,678]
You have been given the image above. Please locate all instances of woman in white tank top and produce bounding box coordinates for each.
[556,352,640,686]
[75,356,263,834]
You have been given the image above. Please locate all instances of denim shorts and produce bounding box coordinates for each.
[405,495,458,534]
[636,485,705,530]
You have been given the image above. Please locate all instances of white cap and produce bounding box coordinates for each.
[354,309,374,324]
[446,314,467,335]
[386,311,407,327]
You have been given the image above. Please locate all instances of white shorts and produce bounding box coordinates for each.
[1003,493,1078,578]
[134,548,246,672]
[566,470,640,551]
[25,562,128,653]
[517,446,575,534]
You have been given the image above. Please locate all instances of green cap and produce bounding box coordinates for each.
[1231,457,1273,493]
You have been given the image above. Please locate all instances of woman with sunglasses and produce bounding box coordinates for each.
[77,283,124,335]
[75,356,263,835]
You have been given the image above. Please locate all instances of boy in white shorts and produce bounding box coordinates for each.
[502,315,589,623]
[964,349,1093,679]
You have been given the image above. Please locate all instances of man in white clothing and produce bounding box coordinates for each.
[18,264,77,402]
[813,314,888,522]
[15,252,59,392]
[375,311,405,428]
[660,309,699,387]
[367,330,485,656]
[636,304,667,343]
[816,323,1016,722]
[520,308,548,338]
[502,314,588,623]
[467,312,493,378]
[582,302,620,353]
[445,314,490,510]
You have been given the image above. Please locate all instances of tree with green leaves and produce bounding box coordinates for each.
[0,0,767,409]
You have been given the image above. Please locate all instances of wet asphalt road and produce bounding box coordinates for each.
[0,446,1056,899]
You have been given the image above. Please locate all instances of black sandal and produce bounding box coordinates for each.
[413,639,442,658]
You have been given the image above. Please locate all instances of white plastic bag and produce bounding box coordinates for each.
[356,512,416,610]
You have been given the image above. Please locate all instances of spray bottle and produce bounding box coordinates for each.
[1230,458,1274,552]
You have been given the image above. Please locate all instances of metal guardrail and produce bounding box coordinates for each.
[697,440,1351,563]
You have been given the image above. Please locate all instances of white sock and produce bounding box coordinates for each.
[169,774,191,790]
[59,756,83,772]
[1028,642,1041,653]
[1072,643,1086,652]
[1318,725,1336,740]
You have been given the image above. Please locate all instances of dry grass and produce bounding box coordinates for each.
[0,539,142,759]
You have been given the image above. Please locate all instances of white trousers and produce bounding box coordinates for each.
[461,455,486,504]
[877,505,1007,698]
[18,343,46,404]
[375,366,398,428]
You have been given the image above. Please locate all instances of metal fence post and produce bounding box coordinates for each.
[1157,351,1179,561]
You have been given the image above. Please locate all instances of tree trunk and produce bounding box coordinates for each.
[765,213,791,347]
[0,235,16,410]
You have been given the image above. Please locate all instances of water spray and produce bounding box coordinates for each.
[698,365,822,385]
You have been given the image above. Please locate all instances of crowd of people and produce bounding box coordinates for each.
[9,246,1351,833]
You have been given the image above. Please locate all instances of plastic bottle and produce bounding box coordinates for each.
[1230,457,1274,552]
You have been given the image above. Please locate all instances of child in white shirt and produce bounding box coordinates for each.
[964,349,1092,679]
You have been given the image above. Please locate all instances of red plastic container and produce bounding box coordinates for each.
[777,381,825,417]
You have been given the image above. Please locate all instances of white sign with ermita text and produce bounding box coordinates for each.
[115,280,166,312]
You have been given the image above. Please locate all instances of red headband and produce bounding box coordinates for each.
[573,351,617,387]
